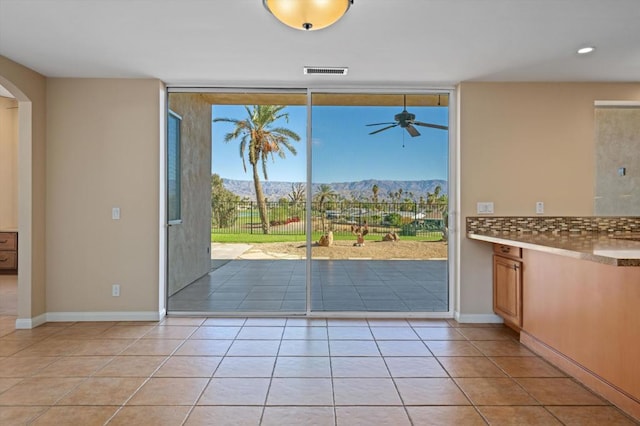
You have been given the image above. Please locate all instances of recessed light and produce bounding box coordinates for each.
[577,46,595,55]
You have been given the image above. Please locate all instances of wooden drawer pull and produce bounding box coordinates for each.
[500,246,510,253]
[0,257,7,262]
[0,239,7,244]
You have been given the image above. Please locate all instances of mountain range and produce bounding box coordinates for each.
[221,178,448,201]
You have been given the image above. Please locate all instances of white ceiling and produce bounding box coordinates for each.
[0,0,639,87]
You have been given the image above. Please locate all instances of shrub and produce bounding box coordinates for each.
[384,213,403,227]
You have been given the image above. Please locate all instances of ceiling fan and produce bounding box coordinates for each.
[366,95,448,137]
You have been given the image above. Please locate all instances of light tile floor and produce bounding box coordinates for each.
[0,276,17,316]
[169,260,448,313]
[0,315,636,425]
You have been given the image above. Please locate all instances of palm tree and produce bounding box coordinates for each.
[314,184,336,232]
[419,195,426,211]
[214,105,300,234]
[372,184,379,205]
[433,185,442,200]
[427,185,442,208]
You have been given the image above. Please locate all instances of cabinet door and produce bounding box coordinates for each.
[493,255,522,327]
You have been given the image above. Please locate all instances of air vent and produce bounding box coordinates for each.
[303,66,348,76]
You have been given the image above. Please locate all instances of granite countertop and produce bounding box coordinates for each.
[0,229,18,233]
[467,232,640,267]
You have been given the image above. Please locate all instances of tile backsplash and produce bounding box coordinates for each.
[466,216,640,235]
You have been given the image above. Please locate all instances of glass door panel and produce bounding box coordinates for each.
[310,92,450,313]
[167,91,308,313]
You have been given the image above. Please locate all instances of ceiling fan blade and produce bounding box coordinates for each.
[405,124,421,137]
[369,124,398,135]
[366,122,396,127]
[413,121,448,130]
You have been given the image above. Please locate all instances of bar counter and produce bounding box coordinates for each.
[467,231,640,266]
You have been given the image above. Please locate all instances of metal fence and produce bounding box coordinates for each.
[212,200,447,239]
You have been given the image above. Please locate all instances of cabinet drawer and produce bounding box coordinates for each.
[493,244,522,259]
[0,233,17,251]
[0,251,17,270]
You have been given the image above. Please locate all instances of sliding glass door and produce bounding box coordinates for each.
[310,93,450,313]
[166,89,451,316]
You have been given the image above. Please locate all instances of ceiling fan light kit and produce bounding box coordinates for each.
[263,0,353,31]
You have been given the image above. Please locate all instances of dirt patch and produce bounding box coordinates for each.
[252,239,448,260]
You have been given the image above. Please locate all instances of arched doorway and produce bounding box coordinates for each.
[0,74,37,328]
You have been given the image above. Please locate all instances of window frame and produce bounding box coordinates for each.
[167,109,182,225]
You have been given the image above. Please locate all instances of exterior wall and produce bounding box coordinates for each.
[45,78,162,314]
[167,93,212,296]
[0,96,18,229]
[594,107,640,215]
[458,82,640,319]
[0,55,47,322]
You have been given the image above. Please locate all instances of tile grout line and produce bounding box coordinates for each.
[256,317,285,426]
[13,321,85,426]
[456,331,597,424]
[481,345,572,424]
[327,322,338,426]
[19,321,153,426]
[409,320,491,426]
[179,316,244,425]
[370,318,415,426]
[426,331,489,425]
[100,318,214,425]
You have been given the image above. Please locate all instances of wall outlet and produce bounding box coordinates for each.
[536,201,544,214]
[112,284,120,297]
[477,202,494,214]
[112,207,121,220]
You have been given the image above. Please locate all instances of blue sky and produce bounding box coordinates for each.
[211,103,448,183]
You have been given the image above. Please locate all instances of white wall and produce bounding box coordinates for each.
[458,82,640,319]
[46,78,163,316]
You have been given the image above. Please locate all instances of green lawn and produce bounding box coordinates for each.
[212,232,443,244]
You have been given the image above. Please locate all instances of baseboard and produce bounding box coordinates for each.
[454,311,503,323]
[521,330,640,422]
[46,311,164,323]
[15,313,47,329]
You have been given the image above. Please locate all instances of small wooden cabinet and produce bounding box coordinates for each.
[0,231,18,274]
[493,244,522,328]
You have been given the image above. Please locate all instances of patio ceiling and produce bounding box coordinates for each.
[197,93,450,107]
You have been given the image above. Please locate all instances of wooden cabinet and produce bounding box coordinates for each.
[0,232,18,274]
[493,244,522,328]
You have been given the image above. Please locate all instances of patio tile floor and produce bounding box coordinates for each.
[168,260,448,313]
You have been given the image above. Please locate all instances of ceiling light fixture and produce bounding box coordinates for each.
[263,0,353,31]
[577,46,595,55]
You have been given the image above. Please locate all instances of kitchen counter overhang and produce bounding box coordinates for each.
[467,232,640,266]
